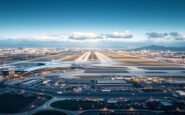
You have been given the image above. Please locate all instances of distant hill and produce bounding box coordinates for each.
[130,45,185,51]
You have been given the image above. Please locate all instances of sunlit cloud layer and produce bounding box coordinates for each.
[0,31,185,44]
[0,31,134,42]
[103,31,133,38]
[68,32,98,40]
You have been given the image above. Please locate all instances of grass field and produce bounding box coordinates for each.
[139,67,185,70]
[103,52,177,66]
[51,100,102,111]
[33,55,65,61]
[62,54,81,61]
[33,52,81,62]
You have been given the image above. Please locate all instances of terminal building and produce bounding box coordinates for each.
[95,80,133,91]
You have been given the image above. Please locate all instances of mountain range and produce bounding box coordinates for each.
[130,45,185,51]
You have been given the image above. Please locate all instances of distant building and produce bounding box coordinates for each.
[95,80,133,91]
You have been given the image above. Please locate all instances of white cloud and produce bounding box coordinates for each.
[1,31,184,44]
[68,32,98,40]
[0,31,134,42]
[146,32,168,38]
[1,34,67,42]
[103,31,133,38]
[182,34,185,40]
[146,32,185,41]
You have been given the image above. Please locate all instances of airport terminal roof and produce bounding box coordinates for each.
[14,63,72,72]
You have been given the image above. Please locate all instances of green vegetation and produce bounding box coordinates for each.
[51,100,103,111]
[0,93,37,113]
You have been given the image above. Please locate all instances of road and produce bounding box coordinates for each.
[7,85,173,100]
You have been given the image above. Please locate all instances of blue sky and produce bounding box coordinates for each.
[0,0,185,48]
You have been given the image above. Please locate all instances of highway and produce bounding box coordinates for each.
[7,85,173,100]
